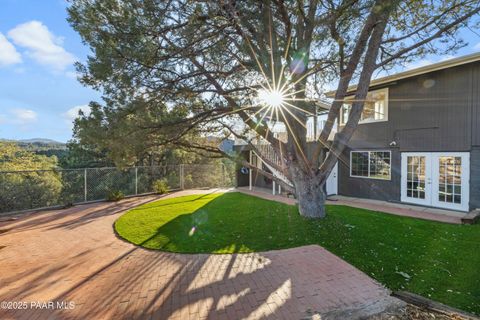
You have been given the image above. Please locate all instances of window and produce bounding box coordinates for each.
[350,151,391,180]
[340,88,388,125]
[438,156,462,204]
[351,152,369,177]
[369,151,391,179]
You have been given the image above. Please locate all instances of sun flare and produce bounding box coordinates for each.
[257,89,285,108]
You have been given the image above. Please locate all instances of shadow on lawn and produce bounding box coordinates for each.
[127,192,216,212]
[120,192,311,254]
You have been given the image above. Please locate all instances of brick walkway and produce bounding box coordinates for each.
[0,190,402,319]
[237,187,469,224]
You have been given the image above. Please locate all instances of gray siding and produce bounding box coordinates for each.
[473,64,480,146]
[348,62,478,151]
[470,148,480,209]
[235,149,250,187]
[338,148,401,202]
[234,148,274,189]
[339,61,480,210]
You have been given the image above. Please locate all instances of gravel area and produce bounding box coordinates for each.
[370,304,475,320]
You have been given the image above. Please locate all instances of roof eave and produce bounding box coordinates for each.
[325,51,480,98]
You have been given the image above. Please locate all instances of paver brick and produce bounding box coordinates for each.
[0,189,401,319]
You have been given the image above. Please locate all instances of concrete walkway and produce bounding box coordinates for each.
[237,187,469,224]
[0,189,402,319]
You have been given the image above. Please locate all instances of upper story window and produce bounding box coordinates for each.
[339,88,388,125]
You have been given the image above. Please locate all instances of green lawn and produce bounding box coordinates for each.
[115,192,480,314]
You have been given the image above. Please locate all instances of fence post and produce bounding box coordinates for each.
[135,167,138,195]
[180,164,185,190]
[84,168,87,202]
[249,151,252,190]
[222,163,226,187]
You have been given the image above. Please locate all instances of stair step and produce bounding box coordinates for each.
[461,209,480,224]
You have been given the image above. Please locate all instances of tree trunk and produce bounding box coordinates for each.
[291,170,326,219]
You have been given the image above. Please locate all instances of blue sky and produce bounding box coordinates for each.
[0,0,100,143]
[0,1,479,143]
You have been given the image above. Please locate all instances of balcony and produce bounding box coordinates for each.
[234,116,336,145]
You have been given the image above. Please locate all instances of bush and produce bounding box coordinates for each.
[152,179,169,194]
[106,190,125,201]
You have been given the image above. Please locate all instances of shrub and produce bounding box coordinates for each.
[152,179,169,194]
[106,190,125,201]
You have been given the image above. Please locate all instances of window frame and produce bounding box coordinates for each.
[339,88,389,126]
[350,150,392,180]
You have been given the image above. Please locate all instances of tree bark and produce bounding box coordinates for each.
[289,164,326,218]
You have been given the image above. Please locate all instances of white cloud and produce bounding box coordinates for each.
[10,108,37,124]
[8,20,75,71]
[0,33,22,66]
[63,105,91,126]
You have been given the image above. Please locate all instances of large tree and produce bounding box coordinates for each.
[68,0,480,218]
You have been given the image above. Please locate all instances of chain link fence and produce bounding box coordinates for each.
[0,164,236,215]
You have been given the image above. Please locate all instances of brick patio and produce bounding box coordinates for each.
[0,190,402,319]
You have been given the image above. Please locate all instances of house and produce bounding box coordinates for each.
[236,52,480,212]
[234,103,338,196]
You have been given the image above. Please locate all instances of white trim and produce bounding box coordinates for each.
[431,152,470,212]
[339,88,389,126]
[349,150,392,181]
[400,152,432,207]
[326,162,338,195]
[401,152,470,212]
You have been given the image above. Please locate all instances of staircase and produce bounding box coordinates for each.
[239,114,338,193]
[252,142,293,188]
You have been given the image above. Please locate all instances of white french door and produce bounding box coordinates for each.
[401,153,431,206]
[401,152,470,212]
[326,162,338,195]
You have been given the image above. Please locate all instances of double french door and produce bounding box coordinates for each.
[401,152,470,212]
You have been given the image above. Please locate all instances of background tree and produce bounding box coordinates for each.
[60,140,113,168]
[68,0,480,218]
[0,142,62,212]
[69,101,237,188]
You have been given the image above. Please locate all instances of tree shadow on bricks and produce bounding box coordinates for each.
[1,195,160,234]
[49,249,300,320]
[21,217,302,320]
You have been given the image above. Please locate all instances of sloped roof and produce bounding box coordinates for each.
[325,51,480,97]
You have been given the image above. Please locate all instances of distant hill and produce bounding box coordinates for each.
[0,138,68,160]
[1,138,65,146]
[18,138,65,145]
